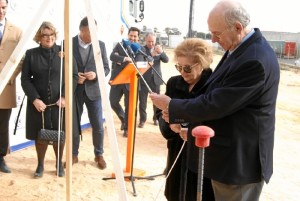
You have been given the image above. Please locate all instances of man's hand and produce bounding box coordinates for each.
[148,61,154,67]
[124,57,133,63]
[154,45,163,54]
[78,72,86,84]
[149,93,171,110]
[84,71,96,80]
[151,45,163,57]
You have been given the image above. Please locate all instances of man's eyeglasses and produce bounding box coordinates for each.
[211,27,231,39]
[175,63,199,73]
[41,33,55,38]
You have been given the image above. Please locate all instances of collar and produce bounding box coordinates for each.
[0,19,6,32]
[77,35,91,49]
[229,28,255,55]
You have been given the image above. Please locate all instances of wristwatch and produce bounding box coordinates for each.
[180,123,189,128]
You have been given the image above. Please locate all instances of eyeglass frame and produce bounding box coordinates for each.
[210,26,232,39]
[41,33,56,38]
[175,63,199,73]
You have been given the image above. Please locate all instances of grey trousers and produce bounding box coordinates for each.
[212,179,264,201]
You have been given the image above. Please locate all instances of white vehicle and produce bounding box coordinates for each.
[295,59,300,67]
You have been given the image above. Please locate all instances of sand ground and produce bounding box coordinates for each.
[0,49,299,201]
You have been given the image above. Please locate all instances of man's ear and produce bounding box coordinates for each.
[234,21,244,33]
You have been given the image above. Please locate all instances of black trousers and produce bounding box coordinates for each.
[109,84,129,130]
[0,109,12,157]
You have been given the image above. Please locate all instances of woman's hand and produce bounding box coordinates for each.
[179,128,188,141]
[56,97,65,108]
[169,124,181,133]
[33,99,46,112]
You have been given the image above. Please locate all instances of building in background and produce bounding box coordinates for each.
[262,31,300,59]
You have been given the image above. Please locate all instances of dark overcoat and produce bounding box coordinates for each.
[142,45,169,87]
[158,69,212,201]
[169,28,280,185]
[21,44,70,140]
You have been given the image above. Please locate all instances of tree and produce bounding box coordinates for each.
[165,27,171,35]
[164,27,182,35]
[196,32,206,39]
[205,32,212,39]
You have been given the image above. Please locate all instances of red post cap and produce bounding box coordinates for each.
[192,126,214,148]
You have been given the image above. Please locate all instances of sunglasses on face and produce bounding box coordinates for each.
[175,63,199,73]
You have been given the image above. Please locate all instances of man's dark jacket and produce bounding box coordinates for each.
[169,28,280,185]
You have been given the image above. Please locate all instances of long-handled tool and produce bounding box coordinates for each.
[192,126,214,201]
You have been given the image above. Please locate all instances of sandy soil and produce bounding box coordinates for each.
[1,49,299,201]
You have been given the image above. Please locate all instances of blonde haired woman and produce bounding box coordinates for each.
[158,38,215,200]
[21,22,73,178]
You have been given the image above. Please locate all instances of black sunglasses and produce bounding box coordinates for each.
[175,63,199,73]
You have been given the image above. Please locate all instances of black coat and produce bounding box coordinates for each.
[73,36,110,101]
[72,37,110,136]
[109,42,146,87]
[21,44,78,140]
[142,46,169,87]
[158,68,212,201]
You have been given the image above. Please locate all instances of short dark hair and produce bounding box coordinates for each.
[128,27,141,36]
[79,16,97,29]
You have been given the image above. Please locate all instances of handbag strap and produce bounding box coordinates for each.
[14,95,26,135]
[41,104,64,130]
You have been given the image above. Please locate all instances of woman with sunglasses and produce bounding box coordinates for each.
[157,38,215,201]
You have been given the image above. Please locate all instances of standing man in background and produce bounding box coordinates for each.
[109,27,144,137]
[138,32,169,128]
[0,0,22,173]
[72,17,110,170]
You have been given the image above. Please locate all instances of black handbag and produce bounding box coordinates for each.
[38,109,65,145]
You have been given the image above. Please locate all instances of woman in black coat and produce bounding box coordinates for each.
[21,21,77,178]
[157,38,215,201]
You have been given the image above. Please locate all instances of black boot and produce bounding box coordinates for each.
[56,162,65,177]
[34,141,48,178]
[34,165,44,178]
[120,117,125,130]
[0,158,11,173]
